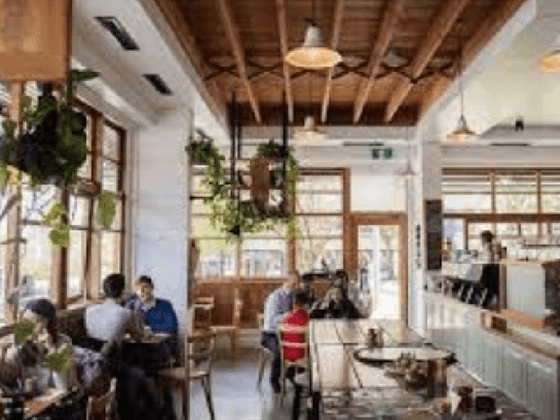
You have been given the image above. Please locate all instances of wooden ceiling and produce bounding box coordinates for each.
[154,0,527,126]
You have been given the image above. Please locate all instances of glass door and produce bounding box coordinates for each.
[357,225,400,319]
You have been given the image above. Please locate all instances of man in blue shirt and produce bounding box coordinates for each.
[261,272,299,393]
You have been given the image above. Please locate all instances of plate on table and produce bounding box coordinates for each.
[354,347,454,365]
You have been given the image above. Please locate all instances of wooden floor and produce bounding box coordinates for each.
[189,329,540,420]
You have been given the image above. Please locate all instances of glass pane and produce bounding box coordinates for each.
[542,195,560,213]
[19,226,52,305]
[67,230,86,298]
[242,239,286,277]
[102,159,119,193]
[196,239,237,277]
[521,223,538,237]
[68,196,90,227]
[358,225,399,319]
[296,193,342,214]
[100,232,121,288]
[78,112,93,179]
[297,216,342,236]
[495,194,537,213]
[296,237,342,273]
[496,223,518,237]
[495,172,537,193]
[468,223,493,237]
[21,185,58,222]
[443,195,491,213]
[192,216,227,238]
[443,219,465,251]
[297,175,342,192]
[102,124,120,161]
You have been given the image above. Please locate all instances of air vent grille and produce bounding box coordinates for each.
[143,74,172,95]
[96,16,139,51]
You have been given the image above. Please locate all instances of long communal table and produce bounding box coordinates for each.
[308,319,427,420]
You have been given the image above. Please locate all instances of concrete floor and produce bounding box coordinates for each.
[190,329,297,420]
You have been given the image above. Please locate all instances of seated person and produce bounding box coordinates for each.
[0,299,78,392]
[261,272,298,393]
[124,275,179,361]
[312,286,363,319]
[280,289,309,420]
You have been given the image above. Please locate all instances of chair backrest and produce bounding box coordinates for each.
[277,323,310,365]
[233,297,243,327]
[86,377,117,420]
[188,330,216,372]
[195,296,215,306]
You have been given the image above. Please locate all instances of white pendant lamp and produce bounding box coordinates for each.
[293,115,327,145]
[447,29,477,142]
[285,22,342,69]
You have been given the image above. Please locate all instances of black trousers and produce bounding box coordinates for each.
[261,332,281,386]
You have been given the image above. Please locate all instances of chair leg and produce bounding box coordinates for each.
[181,381,188,420]
[202,376,215,420]
[231,331,236,361]
[257,349,266,391]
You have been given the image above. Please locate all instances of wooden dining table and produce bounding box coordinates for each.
[308,319,434,420]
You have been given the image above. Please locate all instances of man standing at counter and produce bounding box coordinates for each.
[261,272,298,393]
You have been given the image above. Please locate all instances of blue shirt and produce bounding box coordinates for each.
[263,288,293,333]
[124,294,178,334]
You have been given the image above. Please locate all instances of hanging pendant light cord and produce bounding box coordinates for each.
[458,24,466,118]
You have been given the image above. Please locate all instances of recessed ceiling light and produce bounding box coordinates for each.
[143,74,173,95]
[95,16,139,51]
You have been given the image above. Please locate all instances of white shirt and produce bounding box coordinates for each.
[263,288,293,333]
[85,302,139,343]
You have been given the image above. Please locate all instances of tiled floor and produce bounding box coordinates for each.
[188,330,540,420]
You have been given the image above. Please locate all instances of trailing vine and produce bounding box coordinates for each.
[0,70,118,248]
[188,139,299,240]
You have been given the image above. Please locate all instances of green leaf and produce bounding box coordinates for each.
[70,69,99,84]
[97,191,117,228]
[44,347,72,373]
[44,202,66,225]
[13,320,36,344]
[49,222,70,248]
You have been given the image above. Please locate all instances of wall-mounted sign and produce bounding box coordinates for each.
[0,0,71,81]
[371,148,393,159]
[425,200,442,270]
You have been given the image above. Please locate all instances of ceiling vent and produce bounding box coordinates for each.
[143,74,173,95]
[95,16,139,51]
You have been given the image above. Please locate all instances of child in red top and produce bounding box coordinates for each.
[281,289,309,362]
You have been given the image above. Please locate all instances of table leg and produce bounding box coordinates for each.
[310,391,321,420]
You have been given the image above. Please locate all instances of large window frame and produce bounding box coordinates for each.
[442,168,560,252]
[0,98,127,324]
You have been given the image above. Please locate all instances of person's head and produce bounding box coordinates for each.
[22,298,58,344]
[481,230,494,245]
[293,289,308,308]
[103,273,126,299]
[136,275,155,303]
[284,270,301,291]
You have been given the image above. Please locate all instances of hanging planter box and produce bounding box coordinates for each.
[0,0,71,82]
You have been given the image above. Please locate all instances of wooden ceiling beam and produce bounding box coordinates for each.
[384,0,470,123]
[216,0,261,123]
[420,0,528,117]
[151,0,224,112]
[353,0,405,124]
[276,0,295,123]
[321,0,345,123]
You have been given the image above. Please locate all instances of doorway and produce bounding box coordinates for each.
[349,213,408,323]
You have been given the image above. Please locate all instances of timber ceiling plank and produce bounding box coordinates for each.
[216,0,262,123]
[384,0,471,123]
[353,0,406,124]
[276,0,295,122]
[321,0,345,123]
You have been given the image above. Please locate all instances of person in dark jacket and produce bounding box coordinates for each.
[312,286,363,319]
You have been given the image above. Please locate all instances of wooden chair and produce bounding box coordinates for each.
[158,330,216,420]
[86,377,117,420]
[211,292,243,360]
[194,296,215,329]
[277,323,311,404]
[256,312,275,392]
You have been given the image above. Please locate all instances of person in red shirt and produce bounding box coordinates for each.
[281,289,310,362]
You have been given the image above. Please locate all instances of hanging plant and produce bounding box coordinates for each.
[0,69,118,247]
[188,139,299,240]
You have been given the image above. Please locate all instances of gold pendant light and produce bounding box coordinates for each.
[285,23,342,69]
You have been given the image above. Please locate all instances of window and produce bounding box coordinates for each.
[192,168,345,279]
[0,98,127,324]
[442,168,560,257]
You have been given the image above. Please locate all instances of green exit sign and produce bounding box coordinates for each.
[372,148,393,159]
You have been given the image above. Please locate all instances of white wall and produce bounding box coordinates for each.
[351,169,406,212]
[134,110,192,334]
